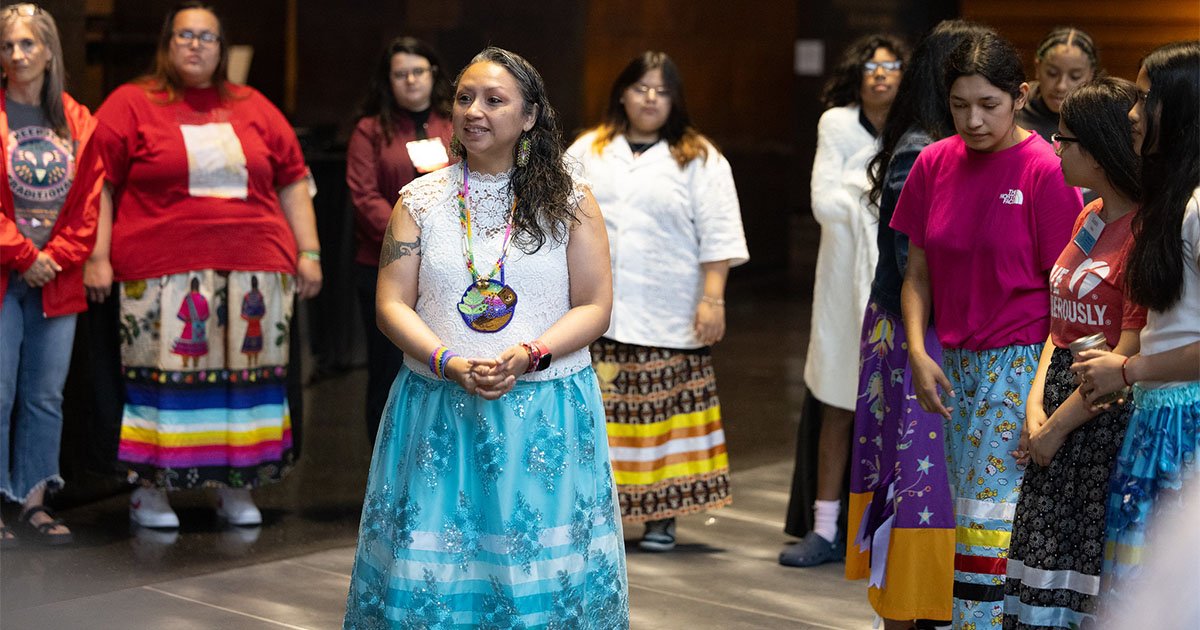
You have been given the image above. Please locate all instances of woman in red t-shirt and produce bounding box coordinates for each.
[346,36,452,447]
[1004,78,1144,630]
[87,1,321,530]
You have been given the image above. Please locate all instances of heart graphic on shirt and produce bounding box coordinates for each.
[1068,258,1110,299]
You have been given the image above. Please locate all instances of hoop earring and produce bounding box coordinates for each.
[516,135,531,168]
[449,134,464,158]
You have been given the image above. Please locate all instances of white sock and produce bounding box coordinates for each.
[813,500,840,543]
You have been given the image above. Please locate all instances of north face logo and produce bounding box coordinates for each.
[999,189,1024,205]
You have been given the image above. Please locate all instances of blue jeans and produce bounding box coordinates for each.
[0,275,77,502]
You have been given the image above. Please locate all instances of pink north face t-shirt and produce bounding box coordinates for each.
[890,133,1082,351]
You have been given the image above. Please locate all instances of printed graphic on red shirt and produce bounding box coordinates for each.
[181,123,248,199]
[1050,257,1112,327]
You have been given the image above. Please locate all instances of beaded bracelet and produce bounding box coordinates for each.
[429,345,458,380]
[1121,355,1133,387]
[299,250,321,262]
[700,295,725,306]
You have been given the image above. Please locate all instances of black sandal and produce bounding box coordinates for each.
[0,525,17,549]
[18,506,74,546]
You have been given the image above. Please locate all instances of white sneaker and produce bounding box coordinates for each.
[129,487,180,529]
[216,487,262,526]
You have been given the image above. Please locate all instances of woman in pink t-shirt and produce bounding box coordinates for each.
[890,32,1081,630]
[1004,78,1145,630]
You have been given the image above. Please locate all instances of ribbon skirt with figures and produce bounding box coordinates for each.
[116,270,296,490]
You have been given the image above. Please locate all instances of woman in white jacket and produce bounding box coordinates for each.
[782,34,908,566]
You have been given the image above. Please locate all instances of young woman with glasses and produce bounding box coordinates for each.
[1003,77,1144,629]
[346,36,453,447]
[88,0,322,530]
[567,51,749,552]
[781,33,909,568]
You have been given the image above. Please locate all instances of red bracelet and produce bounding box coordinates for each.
[521,342,542,374]
[1121,356,1133,387]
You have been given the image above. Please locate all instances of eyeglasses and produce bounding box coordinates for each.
[174,30,221,46]
[393,67,432,81]
[1051,132,1079,155]
[3,4,44,18]
[863,60,903,74]
[630,84,671,99]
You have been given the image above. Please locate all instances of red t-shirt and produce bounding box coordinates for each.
[94,83,308,281]
[1048,200,1146,349]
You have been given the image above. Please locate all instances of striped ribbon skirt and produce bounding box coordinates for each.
[116,270,295,489]
[590,339,732,523]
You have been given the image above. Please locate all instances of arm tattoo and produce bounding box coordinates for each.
[379,225,421,269]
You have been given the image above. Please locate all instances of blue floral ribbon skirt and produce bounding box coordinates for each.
[344,365,630,629]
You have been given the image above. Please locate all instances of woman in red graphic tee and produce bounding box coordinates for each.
[87,2,320,529]
[1004,77,1145,630]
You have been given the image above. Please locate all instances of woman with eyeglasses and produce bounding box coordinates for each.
[567,51,749,552]
[347,37,453,447]
[1071,41,1200,600]
[1002,77,1144,630]
[0,2,104,547]
[781,33,908,568]
[890,32,1082,629]
[88,1,321,530]
[1015,27,1100,143]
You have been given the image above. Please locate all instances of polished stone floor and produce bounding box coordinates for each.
[0,217,880,628]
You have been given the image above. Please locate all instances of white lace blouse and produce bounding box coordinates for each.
[397,165,591,381]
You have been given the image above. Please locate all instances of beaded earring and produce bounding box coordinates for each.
[449,134,464,158]
[515,135,531,168]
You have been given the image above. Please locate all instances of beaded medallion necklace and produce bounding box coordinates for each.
[456,161,519,333]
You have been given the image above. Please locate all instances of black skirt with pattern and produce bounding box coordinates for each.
[1003,347,1132,629]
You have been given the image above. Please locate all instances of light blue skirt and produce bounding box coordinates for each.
[1104,381,1200,592]
[343,365,630,629]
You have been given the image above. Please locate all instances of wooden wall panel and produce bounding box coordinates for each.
[962,0,1200,80]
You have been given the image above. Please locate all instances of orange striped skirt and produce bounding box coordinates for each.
[591,338,732,523]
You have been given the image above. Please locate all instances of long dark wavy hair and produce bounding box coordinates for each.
[1,4,70,139]
[821,33,910,110]
[867,20,993,206]
[1125,41,1200,311]
[139,1,233,102]
[1058,77,1141,202]
[456,47,576,253]
[356,36,452,145]
[586,51,711,168]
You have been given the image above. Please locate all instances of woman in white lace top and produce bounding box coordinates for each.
[342,47,629,628]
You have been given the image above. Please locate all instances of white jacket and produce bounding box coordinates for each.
[567,131,750,349]
[803,106,879,409]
